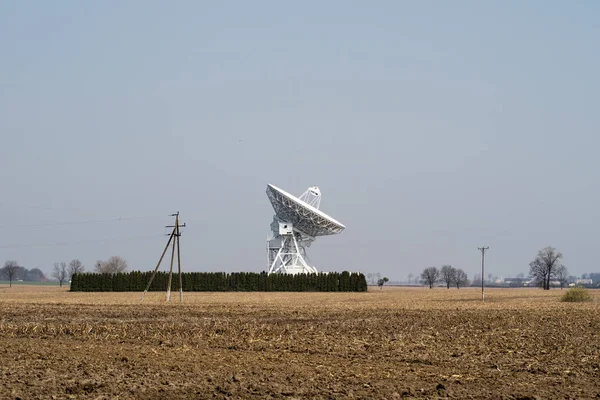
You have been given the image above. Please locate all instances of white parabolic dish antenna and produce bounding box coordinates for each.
[266,184,345,274]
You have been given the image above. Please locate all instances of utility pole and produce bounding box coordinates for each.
[140,212,186,303]
[172,212,184,303]
[478,246,489,302]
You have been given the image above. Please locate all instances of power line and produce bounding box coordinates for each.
[1,215,164,229]
[0,234,165,249]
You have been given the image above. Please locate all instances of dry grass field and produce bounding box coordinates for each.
[1,285,599,399]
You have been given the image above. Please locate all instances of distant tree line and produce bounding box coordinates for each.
[49,256,127,287]
[414,247,574,291]
[94,256,128,274]
[366,272,383,285]
[420,265,469,289]
[1,260,46,287]
[70,271,368,292]
[51,259,87,287]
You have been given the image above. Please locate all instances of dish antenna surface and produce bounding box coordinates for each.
[266,184,345,274]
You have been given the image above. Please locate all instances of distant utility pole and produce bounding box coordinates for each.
[141,212,186,303]
[478,246,489,302]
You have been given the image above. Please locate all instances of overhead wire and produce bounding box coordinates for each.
[1,215,165,229]
[0,200,177,228]
[0,234,165,249]
[0,201,198,250]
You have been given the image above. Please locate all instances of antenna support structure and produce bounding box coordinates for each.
[140,212,186,303]
[267,218,317,275]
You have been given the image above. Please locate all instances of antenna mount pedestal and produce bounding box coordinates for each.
[267,219,317,274]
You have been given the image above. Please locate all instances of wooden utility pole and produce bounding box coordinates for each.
[176,213,183,303]
[166,223,177,302]
[478,246,489,302]
[140,212,186,303]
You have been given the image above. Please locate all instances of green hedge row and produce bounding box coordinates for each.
[70,271,368,292]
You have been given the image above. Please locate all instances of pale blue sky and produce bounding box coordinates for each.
[1,1,598,280]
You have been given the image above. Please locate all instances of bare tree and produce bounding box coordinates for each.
[529,258,546,288]
[454,269,469,289]
[25,268,45,282]
[407,273,414,284]
[1,260,20,287]
[555,265,569,290]
[95,256,128,274]
[68,259,85,279]
[421,267,439,289]
[377,277,389,290]
[52,262,68,287]
[529,246,564,290]
[440,265,456,289]
[367,273,379,285]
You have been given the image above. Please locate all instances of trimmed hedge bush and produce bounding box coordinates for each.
[70,271,367,292]
[561,287,592,302]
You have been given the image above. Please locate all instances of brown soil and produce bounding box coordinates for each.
[0,286,599,399]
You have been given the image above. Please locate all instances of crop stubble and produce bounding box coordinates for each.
[0,286,599,399]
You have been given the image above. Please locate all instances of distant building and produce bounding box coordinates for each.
[503,278,522,283]
[504,277,525,286]
[576,279,593,285]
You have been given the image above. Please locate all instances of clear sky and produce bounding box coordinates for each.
[1,1,598,281]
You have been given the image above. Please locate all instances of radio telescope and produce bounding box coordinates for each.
[266,184,345,274]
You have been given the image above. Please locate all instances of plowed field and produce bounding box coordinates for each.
[1,285,599,399]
